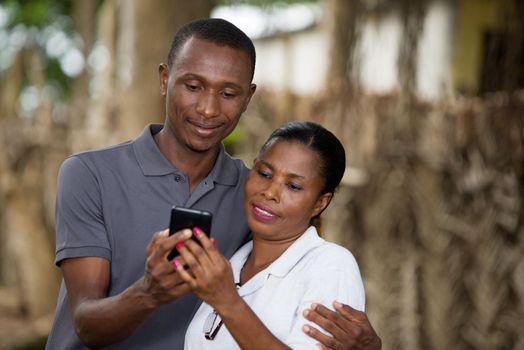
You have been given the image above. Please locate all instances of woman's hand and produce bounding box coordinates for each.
[172,227,239,311]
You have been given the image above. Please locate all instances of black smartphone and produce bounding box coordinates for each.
[167,206,213,260]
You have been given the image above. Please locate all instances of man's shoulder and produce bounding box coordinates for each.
[217,150,250,184]
[59,140,136,179]
[70,139,135,161]
[225,153,249,173]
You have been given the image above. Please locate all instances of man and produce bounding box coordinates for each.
[46,18,380,349]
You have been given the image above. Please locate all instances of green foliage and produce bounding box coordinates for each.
[1,0,71,28]
[0,0,77,101]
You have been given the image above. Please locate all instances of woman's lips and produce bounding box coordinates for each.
[251,202,279,222]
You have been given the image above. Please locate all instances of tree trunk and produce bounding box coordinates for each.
[119,0,214,140]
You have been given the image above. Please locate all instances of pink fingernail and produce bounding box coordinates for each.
[172,259,180,268]
[193,227,201,236]
[175,242,184,250]
[212,239,217,248]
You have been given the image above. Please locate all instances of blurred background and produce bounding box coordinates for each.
[0,0,523,349]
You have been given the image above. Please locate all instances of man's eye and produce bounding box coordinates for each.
[185,83,200,91]
[222,91,237,98]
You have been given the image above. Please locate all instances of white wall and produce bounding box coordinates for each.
[253,27,330,95]
[251,1,454,101]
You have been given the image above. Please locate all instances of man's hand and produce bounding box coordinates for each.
[60,228,193,348]
[302,302,381,350]
[142,228,193,305]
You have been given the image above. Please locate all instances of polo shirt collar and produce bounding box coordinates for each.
[230,226,325,289]
[133,124,239,185]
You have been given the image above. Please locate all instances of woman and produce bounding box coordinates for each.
[174,121,365,349]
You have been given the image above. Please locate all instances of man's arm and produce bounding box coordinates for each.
[303,302,381,350]
[62,229,191,348]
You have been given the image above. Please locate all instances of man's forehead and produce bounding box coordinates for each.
[171,37,252,82]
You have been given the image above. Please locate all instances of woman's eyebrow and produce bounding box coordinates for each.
[258,160,305,179]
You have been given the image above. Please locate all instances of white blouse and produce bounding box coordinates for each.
[184,226,365,350]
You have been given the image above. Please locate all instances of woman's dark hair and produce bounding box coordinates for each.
[259,121,346,195]
[167,18,256,81]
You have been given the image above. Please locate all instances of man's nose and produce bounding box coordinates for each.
[196,92,219,118]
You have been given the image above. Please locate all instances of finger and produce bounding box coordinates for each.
[176,240,204,276]
[146,229,169,256]
[184,237,212,268]
[193,227,214,252]
[193,228,221,266]
[304,304,358,340]
[333,301,366,323]
[150,229,192,263]
[172,259,198,289]
[302,324,341,350]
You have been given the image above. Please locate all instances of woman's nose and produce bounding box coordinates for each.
[261,180,280,203]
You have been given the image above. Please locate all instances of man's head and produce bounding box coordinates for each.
[167,18,256,82]
[159,18,257,155]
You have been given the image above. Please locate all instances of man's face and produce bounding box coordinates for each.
[159,37,256,154]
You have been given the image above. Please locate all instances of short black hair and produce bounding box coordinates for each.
[259,121,346,195]
[167,18,256,81]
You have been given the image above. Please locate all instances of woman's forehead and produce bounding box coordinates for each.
[257,139,321,176]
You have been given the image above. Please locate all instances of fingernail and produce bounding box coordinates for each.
[302,325,310,333]
[161,229,169,236]
[311,303,318,309]
[193,227,201,236]
[172,259,180,268]
[316,344,323,349]
[212,239,217,248]
[333,301,342,308]
[303,309,310,317]
[175,242,184,250]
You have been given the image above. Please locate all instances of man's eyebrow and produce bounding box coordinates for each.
[178,73,244,90]
[258,160,305,179]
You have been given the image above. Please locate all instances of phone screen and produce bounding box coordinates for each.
[167,206,212,260]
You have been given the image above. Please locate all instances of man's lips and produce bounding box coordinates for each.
[251,202,279,222]
[188,120,221,137]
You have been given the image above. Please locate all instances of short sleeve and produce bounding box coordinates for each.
[54,155,111,265]
[285,248,365,349]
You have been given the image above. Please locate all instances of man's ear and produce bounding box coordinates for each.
[159,63,170,96]
[312,192,333,218]
[242,83,257,112]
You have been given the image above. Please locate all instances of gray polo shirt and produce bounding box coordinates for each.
[46,124,250,350]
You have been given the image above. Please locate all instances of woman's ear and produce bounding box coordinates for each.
[312,192,333,218]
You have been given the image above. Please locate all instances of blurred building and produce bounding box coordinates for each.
[215,0,523,100]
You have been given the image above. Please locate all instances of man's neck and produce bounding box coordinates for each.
[154,129,219,193]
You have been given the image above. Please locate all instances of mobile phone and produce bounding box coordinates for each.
[167,206,213,260]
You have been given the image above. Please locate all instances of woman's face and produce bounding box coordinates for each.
[243,139,332,242]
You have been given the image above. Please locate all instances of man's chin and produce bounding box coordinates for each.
[186,142,217,154]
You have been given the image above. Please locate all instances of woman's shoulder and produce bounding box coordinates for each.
[307,240,359,269]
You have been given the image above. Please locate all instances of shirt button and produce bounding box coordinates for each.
[174,175,183,182]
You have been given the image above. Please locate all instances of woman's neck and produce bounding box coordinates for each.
[239,234,300,285]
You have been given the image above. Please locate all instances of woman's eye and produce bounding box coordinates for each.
[287,182,302,191]
[257,169,271,178]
